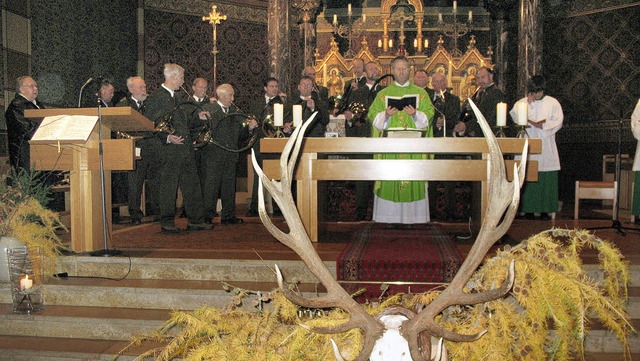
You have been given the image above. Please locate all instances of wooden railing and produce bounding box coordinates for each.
[261,137,541,242]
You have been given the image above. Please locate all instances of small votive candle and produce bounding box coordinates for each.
[496,102,507,127]
[517,101,528,126]
[20,275,33,291]
[274,103,284,127]
[293,105,302,127]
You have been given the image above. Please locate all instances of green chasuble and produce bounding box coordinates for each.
[367,83,435,203]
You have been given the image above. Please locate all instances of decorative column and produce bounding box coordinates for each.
[518,0,543,95]
[268,0,291,91]
[485,0,517,92]
[415,15,424,53]
[382,16,390,53]
[291,0,321,67]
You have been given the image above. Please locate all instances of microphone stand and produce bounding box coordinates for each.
[587,111,640,235]
[90,94,122,256]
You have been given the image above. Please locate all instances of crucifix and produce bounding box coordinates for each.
[202,5,227,90]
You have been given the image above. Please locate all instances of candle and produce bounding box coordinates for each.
[438,12,443,23]
[517,101,528,126]
[333,14,338,26]
[496,102,507,127]
[362,13,366,23]
[293,105,302,127]
[389,39,393,47]
[468,10,473,22]
[347,3,352,16]
[274,103,284,127]
[453,1,457,11]
[20,275,33,291]
[424,39,429,48]
[413,39,418,48]
[377,39,382,48]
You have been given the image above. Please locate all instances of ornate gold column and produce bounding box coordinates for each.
[518,0,543,95]
[382,16,390,53]
[415,16,424,53]
[268,0,291,90]
[291,0,321,67]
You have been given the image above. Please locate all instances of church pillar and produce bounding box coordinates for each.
[268,0,292,89]
[518,0,543,95]
[484,0,517,92]
[291,0,321,67]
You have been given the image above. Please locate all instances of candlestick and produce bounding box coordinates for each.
[20,275,33,291]
[293,105,302,127]
[496,102,507,127]
[516,101,528,126]
[274,103,284,127]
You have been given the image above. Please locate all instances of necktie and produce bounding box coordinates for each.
[137,100,142,108]
[223,106,228,114]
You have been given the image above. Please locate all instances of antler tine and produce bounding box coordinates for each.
[251,116,385,361]
[402,100,526,361]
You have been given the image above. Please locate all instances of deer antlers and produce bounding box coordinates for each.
[251,100,528,361]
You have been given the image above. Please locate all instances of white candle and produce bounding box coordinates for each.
[333,14,338,25]
[389,39,393,47]
[496,102,507,127]
[347,3,352,16]
[517,101,528,126]
[274,103,284,127]
[413,39,418,48]
[468,11,473,22]
[453,1,457,11]
[20,275,33,291]
[377,39,382,48]
[438,12,443,23]
[293,105,302,127]
[362,13,366,22]
[424,39,429,48]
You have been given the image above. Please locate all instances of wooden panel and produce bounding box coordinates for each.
[86,139,135,171]
[30,144,75,171]
[25,107,154,131]
[260,137,541,155]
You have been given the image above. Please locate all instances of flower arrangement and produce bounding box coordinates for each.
[118,228,633,361]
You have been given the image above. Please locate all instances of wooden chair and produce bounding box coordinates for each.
[574,181,617,219]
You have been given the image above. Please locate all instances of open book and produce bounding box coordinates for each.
[385,94,419,111]
[30,115,98,143]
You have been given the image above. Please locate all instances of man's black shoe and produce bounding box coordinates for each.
[539,213,551,221]
[221,217,244,225]
[187,222,213,231]
[246,210,259,217]
[161,225,182,233]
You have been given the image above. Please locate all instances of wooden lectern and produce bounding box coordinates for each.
[25,107,154,252]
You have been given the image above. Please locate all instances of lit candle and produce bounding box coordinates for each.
[468,10,473,22]
[389,39,393,47]
[438,12,443,23]
[496,102,507,127]
[20,275,33,291]
[347,3,352,16]
[517,101,528,126]
[274,103,284,127]
[413,39,418,48]
[333,14,338,26]
[453,1,457,11]
[424,39,429,48]
[293,105,302,127]
[377,39,382,48]
[362,13,366,22]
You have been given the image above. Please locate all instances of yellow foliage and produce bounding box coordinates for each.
[117,228,633,361]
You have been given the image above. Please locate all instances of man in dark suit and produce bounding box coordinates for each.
[302,66,329,103]
[457,66,505,137]
[246,77,286,217]
[413,69,430,91]
[144,63,212,233]
[285,76,330,137]
[6,76,45,171]
[344,61,384,220]
[200,83,258,225]
[426,72,460,138]
[116,76,161,225]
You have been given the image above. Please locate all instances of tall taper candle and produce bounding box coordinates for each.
[292,105,302,127]
[274,103,284,127]
[496,102,507,127]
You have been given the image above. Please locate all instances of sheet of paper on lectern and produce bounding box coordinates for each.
[31,115,98,142]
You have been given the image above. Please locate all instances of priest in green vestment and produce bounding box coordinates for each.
[367,56,435,224]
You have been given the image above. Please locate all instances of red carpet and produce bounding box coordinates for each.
[337,223,463,301]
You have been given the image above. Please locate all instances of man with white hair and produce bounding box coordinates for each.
[6,76,44,170]
[200,83,257,225]
[144,63,212,233]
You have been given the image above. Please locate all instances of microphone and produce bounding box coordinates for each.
[78,77,94,107]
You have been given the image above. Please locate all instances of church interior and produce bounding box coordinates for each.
[0,0,639,360]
